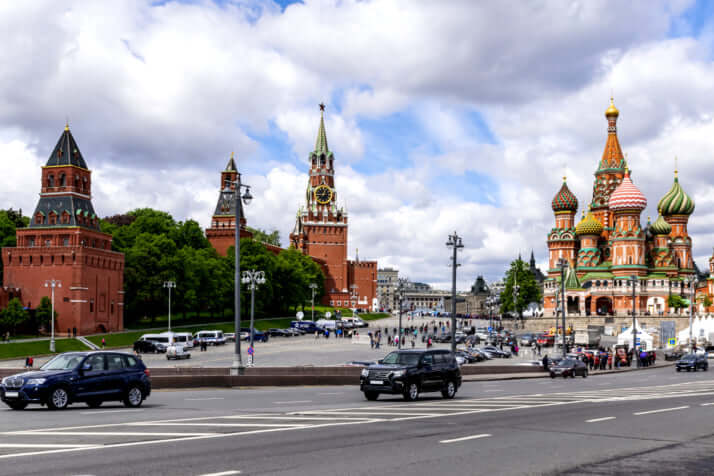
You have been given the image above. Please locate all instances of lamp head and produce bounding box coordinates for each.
[242,187,253,205]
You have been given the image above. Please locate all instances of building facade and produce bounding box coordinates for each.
[2,125,125,334]
[544,99,697,318]
[290,105,378,310]
[206,153,253,256]
[377,267,399,312]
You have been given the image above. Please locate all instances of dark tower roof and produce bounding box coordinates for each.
[225,152,237,172]
[46,124,88,169]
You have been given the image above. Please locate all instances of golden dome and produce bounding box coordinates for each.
[605,96,619,118]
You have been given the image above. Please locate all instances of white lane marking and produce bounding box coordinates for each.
[185,397,226,401]
[273,400,312,404]
[79,409,144,415]
[224,415,373,421]
[586,417,616,423]
[130,422,307,428]
[700,402,714,406]
[197,471,241,476]
[0,444,100,449]
[440,433,491,444]
[9,432,216,437]
[634,406,690,416]
[318,392,343,395]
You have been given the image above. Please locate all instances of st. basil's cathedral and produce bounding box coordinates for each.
[544,98,714,325]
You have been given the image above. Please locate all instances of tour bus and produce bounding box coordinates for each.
[159,331,194,348]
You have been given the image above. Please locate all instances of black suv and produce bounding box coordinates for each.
[360,349,462,401]
[676,353,709,372]
[0,351,151,410]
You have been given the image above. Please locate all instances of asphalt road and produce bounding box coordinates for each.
[2,366,713,475]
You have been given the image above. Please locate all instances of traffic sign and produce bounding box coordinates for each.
[488,327,493,332]
[325,312,332,318]
[668,338,677,346]
[247,346,254,355]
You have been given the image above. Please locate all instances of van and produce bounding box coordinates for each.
[290,321,324,333]
[140,333,170,345]
[343,317,368,328]
[160,331,194,348]
[195,330,226,345]
[316,319,343,330]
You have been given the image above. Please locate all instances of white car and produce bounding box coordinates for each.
[166,344,191,360]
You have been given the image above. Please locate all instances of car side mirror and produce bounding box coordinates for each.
[81,363,92,372]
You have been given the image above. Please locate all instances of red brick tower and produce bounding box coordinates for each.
[206,153,252,256]
[290,105,377,309]
[547,178,578,277]
[2,125,125,334]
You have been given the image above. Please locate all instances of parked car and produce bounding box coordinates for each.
[665,347,686,361]
[160,331,194,348]
[470,348,491,361]
[166,344,191,360]
[290,320,324,334]
[285,328,304,336]
[267,328,291,337]
[133,339,166,354]
[550,358,588,378]
[519,333,536,346]
[195,330,226,345]
[0,351,151,410]
[481,346,512,358]
[224,333,236,342]
[360,349,462,401]
[343,317,369,328]
[676,353,709,372]
[455,350,478,364]
[240,328,269,343]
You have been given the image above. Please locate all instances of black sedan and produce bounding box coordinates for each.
[676,353,709,372]
[550,358,588,378]
[481,346,512,358]
[133,339,166,354]
[267,328,291,337]
[455,350,479,364]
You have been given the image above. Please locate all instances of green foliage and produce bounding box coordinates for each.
[0,338,88,360]
[35,296,58,332]
[500,258,541,316]
[668,294,688,310]
[0,298,29,336]
[703,295,713,309]
[247,226,281,246]
[0,208,28,285]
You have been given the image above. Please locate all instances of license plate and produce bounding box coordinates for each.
[369,380,383,385]
[4,391,19,398]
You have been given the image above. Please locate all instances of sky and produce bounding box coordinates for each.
[2,0,714,290]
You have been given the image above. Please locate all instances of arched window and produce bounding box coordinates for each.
[47,175,55,187]
[59,173,66,186]
[74,175,80,189]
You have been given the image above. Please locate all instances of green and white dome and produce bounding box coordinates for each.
[658,174,695,216]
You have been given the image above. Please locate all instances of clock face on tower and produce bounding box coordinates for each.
[314,185,333,204]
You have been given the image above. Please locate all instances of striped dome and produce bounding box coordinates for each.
[551,179,578,212]
[657,176,695,216]
[576,210,603,236]
[609,171,647,212]
[650,214,672,235]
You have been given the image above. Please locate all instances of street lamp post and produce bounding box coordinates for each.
[557,259,567,358]
[222,175,253,376]
[446,232,464,354]
[44,279,61,353]
[512,269,520,330]
[309,283,318,321]
[687,277,698,353]
[397,278,409,349]
[163,281,176,336]
[630,275,638,367]
[350,284,359,310]
[241,270,266,366]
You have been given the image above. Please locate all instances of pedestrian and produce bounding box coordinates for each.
[607,351,613,370]
[24,357,30,369]
[582,353,589,369]
[542,354,549,372]
[72,327,77,338]
[411,338,415,348]
[101,337,106,349]
[394,335,399,347]
[28,356,33,368]
[427,337,432,349]
[67,328,71,338]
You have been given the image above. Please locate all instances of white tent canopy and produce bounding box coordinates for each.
[678,315,714,344]
[617,319,654,350]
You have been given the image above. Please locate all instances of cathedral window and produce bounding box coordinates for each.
[47,175,55,188]
[320,154,326,167]
[74,175,79,189]
[59,173,66,187]
[35,214,43,224]
[28,237,35,247]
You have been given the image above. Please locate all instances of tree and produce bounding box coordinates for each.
[0,298,29,336]
[247,227,281,247]
[0,208,27,285]
[703,295,713,309]
[35,296,58,333]
[668,294,688,313]
[500,258,541,321]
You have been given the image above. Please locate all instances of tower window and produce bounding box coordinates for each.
[47,175,55,188]
[59,173,66,186]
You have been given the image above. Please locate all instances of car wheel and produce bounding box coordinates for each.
[86,399,102,409]
[442,380,457,399]
[676,368,681,372]
[364,391,379,401]
[47,387,70,410]
[403,382,419,401]
[582,369,588,378]
[687,367,692,372]
[550,373,555,379]
[6,401,27,410]
[571,371,576,379]
[704,365,709,371]
[123,385,144,408]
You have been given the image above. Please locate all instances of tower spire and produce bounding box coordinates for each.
[314,103,329,154]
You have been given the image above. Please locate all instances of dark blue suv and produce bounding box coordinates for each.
[0,351,152,410]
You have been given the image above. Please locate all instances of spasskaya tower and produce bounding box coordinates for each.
[290,104,376,310]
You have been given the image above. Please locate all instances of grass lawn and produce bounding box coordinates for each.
[361,312,390,321]
[0,339,89,360]
[88,318,295,349]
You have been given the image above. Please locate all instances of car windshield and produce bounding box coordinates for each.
[41,353,84,370]
[560,359,576,366]
[381,352,420,366]
[681,354,696,360]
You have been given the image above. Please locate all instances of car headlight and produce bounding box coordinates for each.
[361,369,369,377]
[391,370,405,378]
[26,378,46,385]
[1,377,8,386]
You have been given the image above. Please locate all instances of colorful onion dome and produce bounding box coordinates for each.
[609,170,647,211]
[650,214,672,235]
[657,173,695,216]
[551,177,578,212]
[576,210,603,236]
[605,96,619,118]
